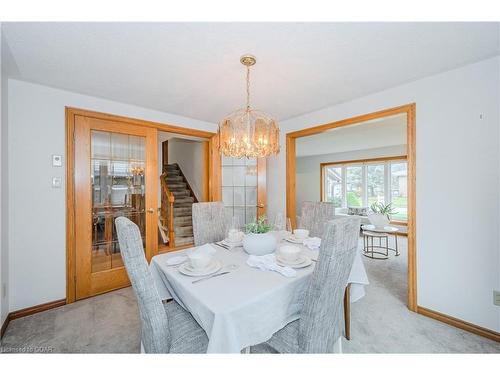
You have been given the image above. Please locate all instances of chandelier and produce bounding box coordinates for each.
[218,55,280,158]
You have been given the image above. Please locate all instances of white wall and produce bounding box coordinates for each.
[296,145,406,215]
[7,79,216,311]
[0,23,5,327]
[168,138,206,201]
[268,56,500,332]
[0,23,9,328]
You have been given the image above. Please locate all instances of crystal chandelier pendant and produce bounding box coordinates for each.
[218,55,280,158]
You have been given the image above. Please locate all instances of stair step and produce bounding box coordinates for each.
[166,170,180,176]
[166,176,183,183]
[174,236,194,246]
[174,203,193,209]
[175,225,193,237]
[174,216,192,225]
[171,190,189,197]
[166,164,179,170]
[174,197,194,204]
[167,183,187,189]
[174,207,192,216]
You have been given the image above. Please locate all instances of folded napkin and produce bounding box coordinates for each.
[246,254,297,278]
[165,255,188,266]
[303,237,321,250]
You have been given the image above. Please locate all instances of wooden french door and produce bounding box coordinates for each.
[73,115,158,299]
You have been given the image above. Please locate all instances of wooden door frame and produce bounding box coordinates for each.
[286,103,417,312]
[65,107,220,303]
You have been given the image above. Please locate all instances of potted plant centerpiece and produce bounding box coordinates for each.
[369,202,398,228]
[242,215,277,255]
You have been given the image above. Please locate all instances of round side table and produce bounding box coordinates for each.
[363,231,390,260]
[361,225,400,260]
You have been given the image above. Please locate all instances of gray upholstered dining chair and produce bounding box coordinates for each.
[192,202,227,246]
[298,201,337,238]
[265,216,361,353]
[115,216,208,353]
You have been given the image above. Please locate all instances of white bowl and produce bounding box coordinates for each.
[242,233,277,255]
[293,229,309,240]
[278,245,302,262]
[187,253,212,270]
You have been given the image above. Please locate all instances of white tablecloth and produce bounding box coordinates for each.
[150,244,369,353]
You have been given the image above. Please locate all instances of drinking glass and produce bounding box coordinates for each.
[274,212,285,231]
[230,216,241,231]
[286,217,293,234]
[226,216,241,244]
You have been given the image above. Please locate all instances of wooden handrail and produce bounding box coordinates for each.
[160,172,175,248]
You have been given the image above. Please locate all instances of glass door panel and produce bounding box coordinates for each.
[74,114,157,300]
[90,130,146,273]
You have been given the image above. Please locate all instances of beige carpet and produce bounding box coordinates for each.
[2,236,499,353]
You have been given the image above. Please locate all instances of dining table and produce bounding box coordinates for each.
[149,235,369,353]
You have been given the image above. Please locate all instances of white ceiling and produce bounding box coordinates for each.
[2,22,499,123]
[296,113,407,157]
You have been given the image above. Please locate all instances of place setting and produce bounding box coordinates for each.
[275,245,313,268]
[214,217,245,251]
[243,215,315,277]
[280,227,321,254]
[285,228,309,244]
[163,243,238,284]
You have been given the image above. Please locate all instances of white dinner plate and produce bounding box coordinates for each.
[178,260,223,277]
[285,235,307,244]
[276,254,312,268]
[276,252,305,265]
[222,238,243,247]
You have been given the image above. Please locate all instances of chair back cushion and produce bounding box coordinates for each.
[299,201,336,238]
[192,202,227,246]
[115,216,171,353]
[298,216,360,353]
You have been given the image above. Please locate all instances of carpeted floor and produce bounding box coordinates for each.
[1,236,499,353]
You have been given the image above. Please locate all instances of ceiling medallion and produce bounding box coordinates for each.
[218,54,280,159]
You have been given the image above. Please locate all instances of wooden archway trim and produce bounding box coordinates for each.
[286,103,417,311]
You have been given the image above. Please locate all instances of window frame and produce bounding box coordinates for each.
[320,155,407,221]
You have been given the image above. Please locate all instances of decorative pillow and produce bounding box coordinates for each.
[347,207,368,216]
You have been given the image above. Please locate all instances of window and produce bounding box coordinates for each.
[390,162,408,221]
[345,166,363,207]
[367,164,385,206]
[221,156,258,225]
[324,166,343,207]
[322,157,407,221]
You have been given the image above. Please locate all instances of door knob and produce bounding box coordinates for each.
[257,203,264,208]
[147,208,155,213]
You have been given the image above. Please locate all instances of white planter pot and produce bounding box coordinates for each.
[242,232,277,256]
[368,213,390,228]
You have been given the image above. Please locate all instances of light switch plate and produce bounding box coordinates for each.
[52,177,62,188]
[494,290,500,306]
[52,154,62,167]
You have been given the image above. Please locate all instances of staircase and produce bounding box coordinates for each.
[161,163,196,247]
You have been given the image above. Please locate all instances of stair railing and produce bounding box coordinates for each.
[160,172,175,248]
